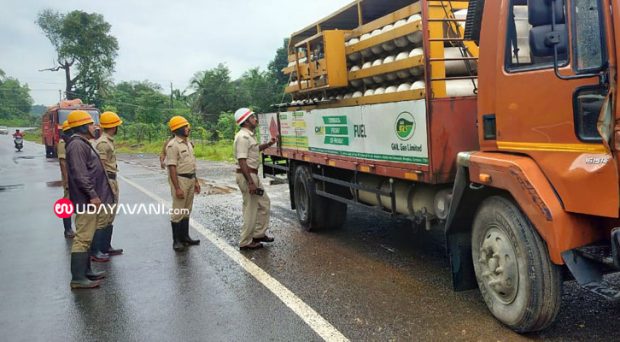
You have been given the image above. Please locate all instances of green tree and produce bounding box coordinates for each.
[215,112,237,141]
[104,81,169,124]
[36,9,118,106]
[189,64,235,123]
[236,68,280,113]
[268,38,290,89]
[135,88,167,124]
[0,69,34,121]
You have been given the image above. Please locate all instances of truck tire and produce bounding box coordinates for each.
[293,165,347,231]
[471,196,562,333]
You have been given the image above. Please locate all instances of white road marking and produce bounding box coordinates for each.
[119,174,349,342]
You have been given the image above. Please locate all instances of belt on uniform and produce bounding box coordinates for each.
[178,173,196,179]
[107,172,117,180]
[236,168,258,174]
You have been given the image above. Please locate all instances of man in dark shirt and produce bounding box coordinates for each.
[65,110,114,289]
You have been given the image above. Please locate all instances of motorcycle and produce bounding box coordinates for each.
[14,137,23,152]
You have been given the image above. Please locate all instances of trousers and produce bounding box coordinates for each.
[169,176,195,222]
[236,173,270,247]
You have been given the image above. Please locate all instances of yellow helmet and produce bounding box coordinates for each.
[61,120,70,132]
[168,116,190,131]
[67,110,94,129]
[100,111,123,128]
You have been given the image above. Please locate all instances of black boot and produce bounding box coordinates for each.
[90,229,110,262]
[171,221,187,252]
[86,256,106,280]
[103,225,123,256]
[70,252,101,289]
[63,218,75,238]
[180,218,200,246]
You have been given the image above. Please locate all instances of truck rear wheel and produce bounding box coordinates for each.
[293,165,347,231]
[471,196,562,333]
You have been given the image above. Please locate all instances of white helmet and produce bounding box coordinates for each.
[234,107,254,126]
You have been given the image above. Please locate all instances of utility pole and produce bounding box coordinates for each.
[58,90,62,102]
[170,82,173,109]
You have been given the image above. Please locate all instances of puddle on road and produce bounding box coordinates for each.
[0,184,25,192]
[199,181,236,195]
[12,155,36,164]
[46,181,63,187]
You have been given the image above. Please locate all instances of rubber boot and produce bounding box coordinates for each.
[104,225,123,256]
[180,218,200,246]
[63,218,75,238]
[86,256,106,280]
[70,252,101,289]
[90,229,110,262]
[171,222,187,252]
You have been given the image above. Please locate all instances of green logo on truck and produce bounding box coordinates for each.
[395,112,415,141]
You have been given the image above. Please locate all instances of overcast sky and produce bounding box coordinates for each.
[0,0,352,105]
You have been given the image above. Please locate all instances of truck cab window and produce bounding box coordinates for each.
[573,0,605,71]
[506,0,567,71]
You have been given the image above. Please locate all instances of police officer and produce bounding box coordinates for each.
[57,120,76,238]
[233,108,277,250]
[66,110,114,289]
[91,111,124,258]
[160,133,174,169]
[165,116,200,252]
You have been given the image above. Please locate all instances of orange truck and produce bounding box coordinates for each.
[41,99,100,158]
[258,0,620,332]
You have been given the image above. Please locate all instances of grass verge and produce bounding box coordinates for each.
[17,129,234,162]
[116,139,234,162]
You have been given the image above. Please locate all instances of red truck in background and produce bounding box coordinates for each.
[42,99,100,158]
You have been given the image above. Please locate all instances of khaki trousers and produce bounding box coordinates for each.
[72,212,108,252]
[236,173,271,247]
[169,176,195,222]
[108,178,119,223]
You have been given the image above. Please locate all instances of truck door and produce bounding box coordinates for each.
[488,0,618,217]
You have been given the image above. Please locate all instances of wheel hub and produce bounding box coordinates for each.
[478,227,519,304]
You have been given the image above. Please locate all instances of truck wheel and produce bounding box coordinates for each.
[471,196,561,333]
[293,166,347,231]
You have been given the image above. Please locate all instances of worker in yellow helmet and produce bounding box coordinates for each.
[65,110,114,289]
[57,120,76,238]
[165,116,200,251]
[90,111,124,261]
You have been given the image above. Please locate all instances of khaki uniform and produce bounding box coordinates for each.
[234,127,271,247]
[57,140,69,199]
[165,136,196,222]
[94,133,117,227]
[160,136,173,168]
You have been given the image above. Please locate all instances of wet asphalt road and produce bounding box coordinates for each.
[1,133,619,341]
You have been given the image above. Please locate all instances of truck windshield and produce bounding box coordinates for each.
[572,0,605,72]
[58,110,100,125]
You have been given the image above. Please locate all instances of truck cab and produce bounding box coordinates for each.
[442,0,620,332]
[42,99,100,158]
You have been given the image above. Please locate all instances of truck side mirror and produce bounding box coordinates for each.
[529,24,567,57]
